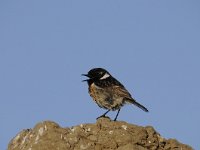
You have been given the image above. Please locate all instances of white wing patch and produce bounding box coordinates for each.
[100,73,110,80]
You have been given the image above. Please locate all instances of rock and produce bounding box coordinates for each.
[8,117,193,150]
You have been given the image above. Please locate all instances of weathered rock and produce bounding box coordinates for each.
[8,117,193,150]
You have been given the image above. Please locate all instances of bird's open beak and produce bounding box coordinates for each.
[82,74,90,82]
[82,74,89,77]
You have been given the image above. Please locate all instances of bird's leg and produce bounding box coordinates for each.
[96,110,110,120]
[114,109,121,121]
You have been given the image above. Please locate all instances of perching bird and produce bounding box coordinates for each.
[82,68,148,121]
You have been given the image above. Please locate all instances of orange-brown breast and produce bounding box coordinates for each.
[88,83,111,109]
[89,83,100,103]
[88,83,125,110]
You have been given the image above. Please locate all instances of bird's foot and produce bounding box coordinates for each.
[114,117,117,121]
[96,115,109,120]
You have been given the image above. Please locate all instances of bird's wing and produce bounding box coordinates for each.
[112,85,149,112]
[112,85,133,100]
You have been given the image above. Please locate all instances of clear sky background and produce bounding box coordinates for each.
[0,1,200,149]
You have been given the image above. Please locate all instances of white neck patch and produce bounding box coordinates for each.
[100,73,110,80]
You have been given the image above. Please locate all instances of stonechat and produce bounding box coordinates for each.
[82,68,148,121]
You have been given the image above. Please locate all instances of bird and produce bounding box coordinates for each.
[82,68,148,121]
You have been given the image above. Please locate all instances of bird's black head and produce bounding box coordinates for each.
[82,68,111,84]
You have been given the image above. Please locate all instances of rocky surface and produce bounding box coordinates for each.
[8,117,193,150]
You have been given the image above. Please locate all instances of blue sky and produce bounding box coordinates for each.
[0,1,200,149]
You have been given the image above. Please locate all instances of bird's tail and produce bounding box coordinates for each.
[126,98,149,112]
